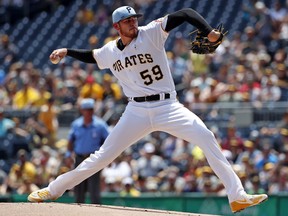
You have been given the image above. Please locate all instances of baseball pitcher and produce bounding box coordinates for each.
[28,6,267,213]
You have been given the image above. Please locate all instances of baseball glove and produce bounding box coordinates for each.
[190,23,227,54]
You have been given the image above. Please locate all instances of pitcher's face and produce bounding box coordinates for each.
[115,16,139,39]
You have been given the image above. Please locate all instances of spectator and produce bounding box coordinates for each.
[7,149,37,193]
[42,72,57,95]
[160,135,177,160]
[268,166,288,194]
[218,84,243,102]
[26,67,41,90]
[4,61,26,91]
[189,52,210,76]
[247,175,266,194]
[0,84,9,107]
[241,26,261,54]
[259,162,275,191]
[183,175,199,192]
[119,177,141,197]
[145,177,159,193]
[12,78,40,110]
[236,140,263,167]
[15,177,39,195]
[260,78,281,102]
[24,110,48,148]
[236,170,253,193]
[275,64,288,101]
[277,111,288,131]
[184,84,207,111]
[238,67,262,103]
[53,81,77,106]
[256,141,278,171]
[31,146,61,188]
[268,1,287,23]
[134,175,149,193]
[279,13,288,46]
[38,97,60,147]
[242,154,259,178]
[135,142,167,178]
[227,31,242,58]
[66,61,86,83]
[253,1,273,46]
[221,126,244,153]
[0,107,15,140]
[199,78,227,103]
[260,68,278,91]
[0,108,15,157]
[196,166,223,193]
[170,139,194,172]
[159,171,185,194]
[102,74,123,101]
[167,51,190,86]
[66,98,109,204]
[102,153,132,186]
[79,74,104,101]
[32,81,52,107]
[102,176,118,193]
[275,128,288,152]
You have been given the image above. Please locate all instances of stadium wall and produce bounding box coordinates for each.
[2,193,287,216]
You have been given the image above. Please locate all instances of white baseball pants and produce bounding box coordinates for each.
[48,98,244,202]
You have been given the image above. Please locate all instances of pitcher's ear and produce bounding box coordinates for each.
[113,23,119,30]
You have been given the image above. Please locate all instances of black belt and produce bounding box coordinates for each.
[130,93,170,102]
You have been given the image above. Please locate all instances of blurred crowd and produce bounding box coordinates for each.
[0,0,288,199]
[0,0,71,25]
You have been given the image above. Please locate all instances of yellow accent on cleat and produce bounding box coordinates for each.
[27,188,57,202]
[230,193,268,213]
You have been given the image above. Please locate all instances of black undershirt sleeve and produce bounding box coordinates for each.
[165,8,213,36]
[66,49,97,64]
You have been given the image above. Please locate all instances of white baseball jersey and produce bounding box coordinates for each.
[93,17,175,97]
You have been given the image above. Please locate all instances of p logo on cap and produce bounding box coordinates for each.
[112,6,142,23]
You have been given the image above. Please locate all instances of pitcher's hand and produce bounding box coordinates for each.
[50,48,67,64]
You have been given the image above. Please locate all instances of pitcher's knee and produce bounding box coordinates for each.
[200,128,216,139]
[189,128,218,147]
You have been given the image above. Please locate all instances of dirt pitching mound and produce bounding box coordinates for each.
[0,202,220,216]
